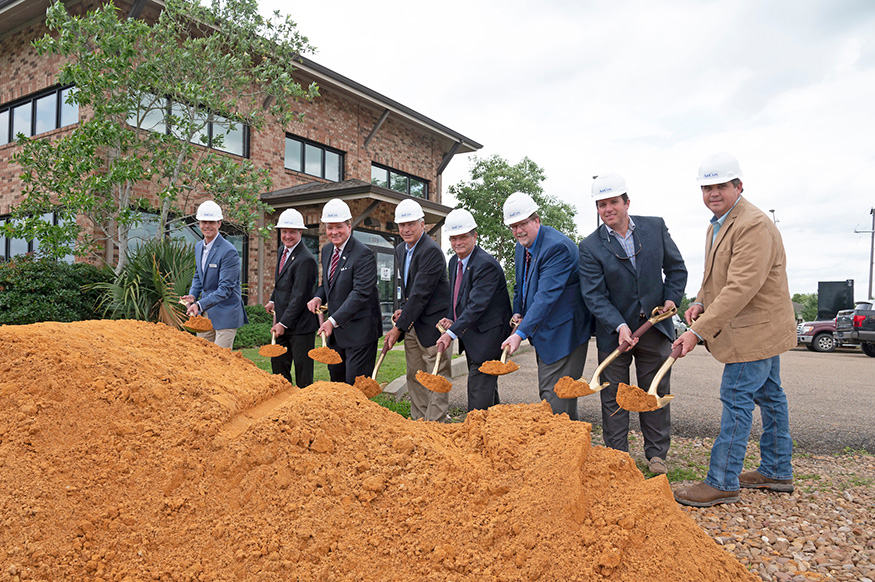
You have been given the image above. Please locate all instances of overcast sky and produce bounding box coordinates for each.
[267,0,875,301]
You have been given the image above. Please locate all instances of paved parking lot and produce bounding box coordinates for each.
[443,340,874,454]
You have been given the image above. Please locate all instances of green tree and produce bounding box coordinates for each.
[792,293,818,321]
[448,154,578,284]
[3,0,318,271]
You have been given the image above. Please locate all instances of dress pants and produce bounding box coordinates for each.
[197,328,238,349]
[465,357,500,411]
[535,342,588,421]
[405,327,453,422]
[598,328,672,461]
[327,340,378,385]
[271,332,315,388]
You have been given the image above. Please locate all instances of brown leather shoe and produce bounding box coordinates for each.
[739,470,794,493]
[674,482,740,507]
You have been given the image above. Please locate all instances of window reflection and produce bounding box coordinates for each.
[35,94,56,135]
[60,87,78,127]
[12,103,32,138]
[0,110,8,145]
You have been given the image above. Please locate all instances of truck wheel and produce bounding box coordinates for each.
[811,333,836,353]
[862,342,875,358]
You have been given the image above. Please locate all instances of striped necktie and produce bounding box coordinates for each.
[328,247,340,285]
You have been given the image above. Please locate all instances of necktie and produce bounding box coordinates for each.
[278,248,289,273]
[522,249,532,311]
[453,260,464,319]
[328,247,340,285]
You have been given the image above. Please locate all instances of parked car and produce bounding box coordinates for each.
[797,320,839,352]
[672,314,688,339]
[835,301,875,357]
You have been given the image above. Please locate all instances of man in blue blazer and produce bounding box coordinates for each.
[384,199,452,422]
[306,199,382,384]
[579,173,687,475]
[500,192,593,420]
[436,209,512,411]
[183,200,249,349]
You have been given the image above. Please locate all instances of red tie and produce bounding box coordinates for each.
[279,248,289,272]
[328,247,340,285]
[453,260,464,319]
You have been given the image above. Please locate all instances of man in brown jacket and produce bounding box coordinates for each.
[672,152,797,507]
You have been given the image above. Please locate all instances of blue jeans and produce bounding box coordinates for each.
[705,355,793,491]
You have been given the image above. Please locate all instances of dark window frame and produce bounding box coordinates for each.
[0,84,78,145]
[370,162,429,199]
[284,133,344,182]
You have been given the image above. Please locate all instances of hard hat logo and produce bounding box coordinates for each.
[697,153,743,186]
[394,199,425,223]
[321,199,352,223]
[196,200,224,221]
[591,173,628,201]
[502,192,540,226]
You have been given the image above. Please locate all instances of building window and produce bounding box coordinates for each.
[128,93,249,157]
[371,163,428,199]
[0,212,74,263]
[284,134,343,181]
[0,85,78,145]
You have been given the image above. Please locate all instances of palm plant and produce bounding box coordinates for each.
[93,237,194,327]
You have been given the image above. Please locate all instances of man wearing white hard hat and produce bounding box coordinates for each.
[578,173,687,475]
[436,208,512,411]
[673,153,796,507]
[306,199,382,384]
[182,200,248,348]
[500,192,593,420]
[265,208,319,387]
[384,199,452,422]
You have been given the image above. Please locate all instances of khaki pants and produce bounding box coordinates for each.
[197,328,238,349]
[405,327,453,422]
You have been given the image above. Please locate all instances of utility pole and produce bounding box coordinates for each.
[855,208,875,300]
[769,209,779,225]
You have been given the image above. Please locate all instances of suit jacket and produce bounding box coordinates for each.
[314,235,382,349]
[270,242,319,335]
[691,196,796,363]
[189,233,248,330]
[394,233,451,347]
[513,225,593,365]
[447,245,512,364]
[579,216,687,353]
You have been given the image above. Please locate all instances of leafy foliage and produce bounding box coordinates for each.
[93,237,194,327]
[233,322,272,349]
[0,256,112,324]
[448,154,579,283]
[792,293,818,321]
[7,0,318,269]
[244,304,273,325]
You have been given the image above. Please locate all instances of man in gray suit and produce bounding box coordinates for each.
[579,173,687,474]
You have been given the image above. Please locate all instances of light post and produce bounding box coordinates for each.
[769,209,779,225]
[855,208,875,300]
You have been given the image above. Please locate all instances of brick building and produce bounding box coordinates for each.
[0,0,481,327]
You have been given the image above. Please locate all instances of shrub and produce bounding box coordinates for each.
[0,255,112,324]
[244,304,272,325]
[233,322,271,349]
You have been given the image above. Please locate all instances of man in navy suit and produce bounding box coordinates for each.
[306,199,382,384]
[384,199,452,422]
[265,208,318,387]
[183,200,248,348]
[579,173,687,475]
[436,208,512,411]
[500,192,593,420]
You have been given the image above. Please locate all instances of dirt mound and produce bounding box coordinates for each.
[0,320,757,581]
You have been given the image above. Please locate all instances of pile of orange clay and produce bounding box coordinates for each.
[616,381,658,412]
[0,320,757,582]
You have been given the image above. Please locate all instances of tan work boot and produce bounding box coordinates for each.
[647,457,668,475]
[739,470,794,493]
[673,482,740,507]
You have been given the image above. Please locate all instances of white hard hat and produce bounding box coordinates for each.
[503,192,539,226]
[195,200,223,221]
[395,199,424,223]
[320,199,352,223]
[591,173,628,201]
[697,152,743,186]
[276,208,305,229]
[445,208,477,235]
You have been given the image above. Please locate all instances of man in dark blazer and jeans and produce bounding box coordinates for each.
[579,173,687,475]
[265,208,318,387]
[384,199,452,422]
[306,199,382,384]
[436,208,512,411]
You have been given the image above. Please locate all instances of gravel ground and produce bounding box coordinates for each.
[613,428,875,582]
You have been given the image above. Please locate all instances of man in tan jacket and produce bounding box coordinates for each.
[672,152,797,507]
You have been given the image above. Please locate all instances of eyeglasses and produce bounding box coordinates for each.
[611,236,642,261]
[509,218,535,233]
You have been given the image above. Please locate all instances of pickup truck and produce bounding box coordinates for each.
[797,320,839,352]
[835,301,875,357]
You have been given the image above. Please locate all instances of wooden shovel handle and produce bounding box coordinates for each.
[372,341,391,378]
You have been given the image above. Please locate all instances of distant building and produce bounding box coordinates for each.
[0,0,481,329]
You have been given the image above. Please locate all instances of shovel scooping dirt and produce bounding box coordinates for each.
[258,311,288,358]
[353,341,391,398]
[182,314,213,333]
[309,305,342,365]
[616,344,680,412]
[478,319,520,376]
[580,306,677,395]
[416,322,452,393]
